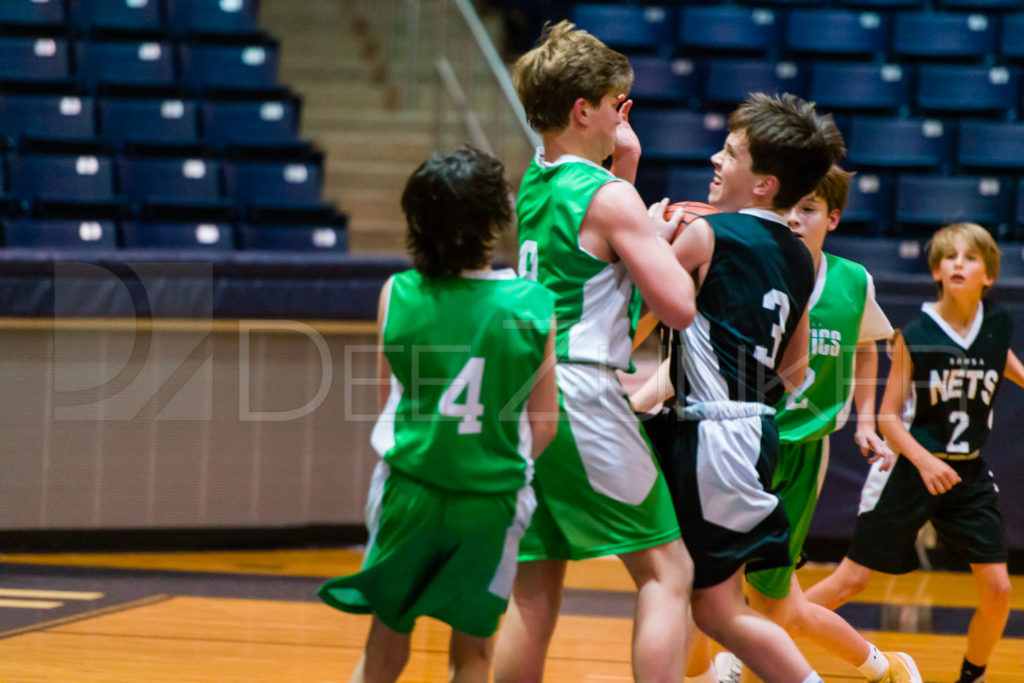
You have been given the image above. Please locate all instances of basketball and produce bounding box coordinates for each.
[664,200,719,240]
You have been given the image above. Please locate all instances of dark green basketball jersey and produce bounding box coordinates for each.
[902,301,1012,455]
[371,269,555,494]
[671,210,816,406]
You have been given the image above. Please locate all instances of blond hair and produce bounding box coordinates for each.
[927,222,1001,297]
[513,20,633,134]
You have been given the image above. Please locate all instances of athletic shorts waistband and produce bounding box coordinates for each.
[934,450,980,461]
[675,400,776,422]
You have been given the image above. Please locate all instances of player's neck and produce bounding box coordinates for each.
[542,130,602,166]
[933,293,982,335]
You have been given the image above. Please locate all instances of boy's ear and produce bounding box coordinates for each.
[753,174,778,200]
[827,208,841,233]
[571,97,590,126]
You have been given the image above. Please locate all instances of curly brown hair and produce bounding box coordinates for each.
[400,147,512,277]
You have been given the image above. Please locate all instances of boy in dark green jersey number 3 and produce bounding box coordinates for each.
[807,222,1024,683]
[318,147,559,683]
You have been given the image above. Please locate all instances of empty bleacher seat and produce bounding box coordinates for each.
[938,0,1024,8]
[98,97,200,147]
[1017,180,1024,238]
[75,40,178,89]
[892,12,996,60]
[118,154,225,207]
[224,157,322,208]
[9,151,116,204]
[916,64,1020,113]
[895,174,1014,236]
[168,0,261,37]
[70,0,165,34]
[0,0,66,28]
[807,62,911,113]
[627,56,699,105]
[180,39,279,92]
[665,165,714,204]
[570,4,675,51]
[784,9,888,59]
[958,120,1024,169]
[2,217,118,249]
[240,206,347,252]
[703,59,804,107]
[1001,13,1024,61]
[0,94,96,144]
[200,97,299,147]
[846,117,953,170]
[121,219,235,249]
[839,172,895,235]
[628,109,726,161]
[0,36,70,84]
[678,6,780,56]
[837,0,924,7]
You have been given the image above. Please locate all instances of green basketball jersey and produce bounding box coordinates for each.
[516,152,642,371]
[371,268,555,494]
[774,253,869,443]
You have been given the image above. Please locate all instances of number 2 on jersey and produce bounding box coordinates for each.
[439,357,485,434]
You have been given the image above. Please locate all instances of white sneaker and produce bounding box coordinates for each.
[882,652,923,683]
[713,651,742,683]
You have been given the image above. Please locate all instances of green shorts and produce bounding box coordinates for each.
[318,461,536,638]
[518,363,681,562]
[746,438,828,600]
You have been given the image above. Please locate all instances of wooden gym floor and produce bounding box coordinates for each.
[1,549,1023,682]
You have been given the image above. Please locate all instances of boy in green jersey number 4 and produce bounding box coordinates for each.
[701,168,923,683]
[318,148,559,683]
[494,19,698,683]
[806,222,1024,683]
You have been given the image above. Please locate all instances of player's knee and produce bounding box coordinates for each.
[979,574,1012,608]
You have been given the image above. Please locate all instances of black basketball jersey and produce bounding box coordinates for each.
[671,210,815,407]
[902,301,1012,455]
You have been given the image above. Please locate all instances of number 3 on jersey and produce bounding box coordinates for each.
[439,357,485,434]
[754,289,791,367]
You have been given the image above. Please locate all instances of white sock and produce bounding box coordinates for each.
[684,664,717,683]
[801,673,824,683]
[857,644,889,681]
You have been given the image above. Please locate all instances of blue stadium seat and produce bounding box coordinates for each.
[180,40,279,92]
[0,36,71,84]
[200,97,299,147]
[938,0,1024,8]
[895,174,1014,235]
[118,154,225,208]
[957,120,1024,170]
[840,172,894,235]
[916,64,1020,113]
[9,151,116,204]
[239,206,347,252]
[0,94,96,144]
[837,0,924,7]
[892,12,996,60]
[665,165,714,204]
[808,62,911,113]
[75,40,178,89]
[678,6,781,55]
[627,56,699,105]
[98,97,200,147]
[2,217,118,249]
[784,9,888,59]
[628,109,726,161]
[70,0,165,34]
[1017,179,1024,239]
[0,0,66,28]
[121,219,236,249]
[168,0,261,37]
[224,158,322,208]
[846,117,953,170]
[1001,14,1024,61]
[703,59,804,106]
[826,235,930,275]
[570,4,675,51]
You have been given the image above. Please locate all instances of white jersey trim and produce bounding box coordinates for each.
[461,268,517,280]
[921,301,984,349]
[859,272,895,342]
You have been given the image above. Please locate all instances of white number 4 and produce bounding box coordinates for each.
[439,357,485,434]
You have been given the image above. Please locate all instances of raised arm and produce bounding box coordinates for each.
[878,331,961,495]
[586,181,696,330]
[526,316,559,459]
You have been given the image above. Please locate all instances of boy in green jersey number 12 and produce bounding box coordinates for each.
[317,147,559,683]
[702,167,923,683]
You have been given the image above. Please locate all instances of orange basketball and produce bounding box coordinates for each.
[664,201,719,240]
